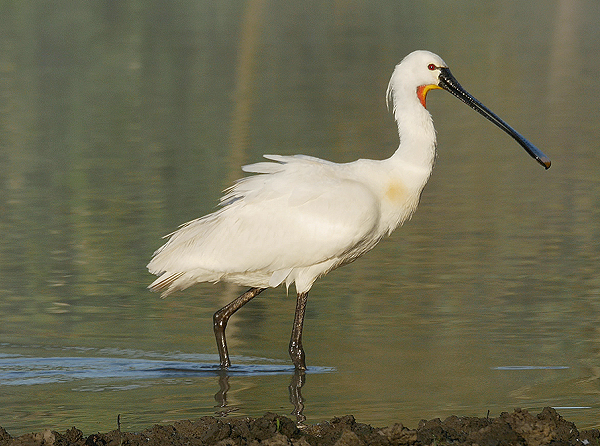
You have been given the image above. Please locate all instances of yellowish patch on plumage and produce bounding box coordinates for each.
[384,181,407,203]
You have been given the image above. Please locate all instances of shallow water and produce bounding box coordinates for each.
[1,0,600,436]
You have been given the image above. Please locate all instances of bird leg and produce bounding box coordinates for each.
[213,287,265,369]
[289,292,309,370]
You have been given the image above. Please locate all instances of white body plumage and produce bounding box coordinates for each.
[148,51,443,297]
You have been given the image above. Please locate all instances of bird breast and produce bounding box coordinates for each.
[344,159,428,236]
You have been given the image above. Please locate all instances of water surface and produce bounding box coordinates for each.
[1,0,600,435]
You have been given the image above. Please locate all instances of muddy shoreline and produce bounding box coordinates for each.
[1,407,598,446]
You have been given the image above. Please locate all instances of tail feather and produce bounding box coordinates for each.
[148,272,185,298]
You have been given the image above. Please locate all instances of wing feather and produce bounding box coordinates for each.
[148,156,381,294]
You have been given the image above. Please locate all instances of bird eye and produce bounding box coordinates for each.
[427,64,437,71]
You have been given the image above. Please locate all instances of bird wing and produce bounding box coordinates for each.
[148,155,381,291]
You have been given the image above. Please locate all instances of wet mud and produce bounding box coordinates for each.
[1,407,598,446]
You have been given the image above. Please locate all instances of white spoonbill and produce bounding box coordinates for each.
[148,50,550,370]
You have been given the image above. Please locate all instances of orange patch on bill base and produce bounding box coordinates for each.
[417,84,442,108]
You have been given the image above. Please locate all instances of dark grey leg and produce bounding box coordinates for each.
[213,287,266,369]
[289,292,308,370]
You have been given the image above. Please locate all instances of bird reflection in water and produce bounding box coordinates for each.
[288,369,307,425]
[214,370,239,417]
[213,369,308,425]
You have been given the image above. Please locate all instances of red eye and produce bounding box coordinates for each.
[428,64,437,71]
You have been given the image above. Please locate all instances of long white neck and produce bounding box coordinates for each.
[373,72,437,233]
[386,73,437,172]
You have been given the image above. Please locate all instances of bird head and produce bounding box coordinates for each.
[387,50,447,109]
[386,50,551,169]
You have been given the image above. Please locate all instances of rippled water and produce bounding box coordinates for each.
[0,351,336,386]
[1,0,600,436]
